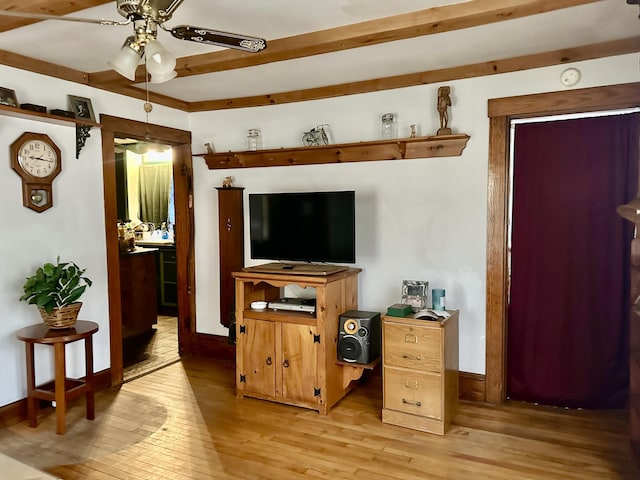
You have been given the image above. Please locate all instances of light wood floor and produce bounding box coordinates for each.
[0,356,637,480]
[123,316,179,382]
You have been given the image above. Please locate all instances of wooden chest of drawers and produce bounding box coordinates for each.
[381,311,459,435]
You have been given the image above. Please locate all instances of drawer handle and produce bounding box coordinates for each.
[402,398,422,407]
[266,356,272,366]
[283,359,289,368]
[402,353,422,361]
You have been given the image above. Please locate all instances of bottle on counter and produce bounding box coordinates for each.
[161,222,169,240]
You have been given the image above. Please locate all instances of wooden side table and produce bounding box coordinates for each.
[16,320,98,434]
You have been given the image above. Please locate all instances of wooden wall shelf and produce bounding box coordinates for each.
[198,134,470,169]
[0,104,100,128]
[0,104,102,159]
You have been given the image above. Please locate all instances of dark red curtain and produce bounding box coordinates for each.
[507,113,639,408]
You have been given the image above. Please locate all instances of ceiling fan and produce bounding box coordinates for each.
[0,0,268,83]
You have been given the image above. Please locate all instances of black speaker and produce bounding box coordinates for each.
[337,310,381,364]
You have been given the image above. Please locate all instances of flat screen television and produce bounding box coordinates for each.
[249,190,355,264]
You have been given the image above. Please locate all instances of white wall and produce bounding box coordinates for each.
[0,65,188,406]
[190,53,640,375]
[0,53,637,409]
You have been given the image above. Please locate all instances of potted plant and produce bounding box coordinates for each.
[19,256,92,329]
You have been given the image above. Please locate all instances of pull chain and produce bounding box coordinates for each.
[144,58,152,140]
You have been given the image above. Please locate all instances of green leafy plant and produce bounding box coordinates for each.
[19,256,92,314]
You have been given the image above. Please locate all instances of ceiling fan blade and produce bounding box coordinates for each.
[0,9,129,26]
[170,26,267,53]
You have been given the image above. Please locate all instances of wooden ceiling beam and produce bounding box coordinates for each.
[89,0,603,87]
[0,1,112,32]
[187,37,640,111]
[0,49,89,84]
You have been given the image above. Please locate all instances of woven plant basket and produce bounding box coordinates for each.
[38,302,82,329]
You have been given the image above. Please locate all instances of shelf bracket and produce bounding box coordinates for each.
[76,125,92,159]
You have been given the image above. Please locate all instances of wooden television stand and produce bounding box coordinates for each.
[233,267,364,414]
[243,262,349,276]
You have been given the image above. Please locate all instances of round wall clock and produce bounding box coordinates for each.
[10,132,62,212]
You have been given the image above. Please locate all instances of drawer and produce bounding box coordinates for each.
[383,367,442,419]
[383,322,441,372]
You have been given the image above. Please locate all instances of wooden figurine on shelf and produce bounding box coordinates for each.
[222,176,234,188]
[436,86,452,136]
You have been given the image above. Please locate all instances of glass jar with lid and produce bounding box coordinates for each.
[380,113,398,139]
[247,129,262,151]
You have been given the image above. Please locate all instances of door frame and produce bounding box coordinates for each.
[485,82,640,402]
[100,114,195,386]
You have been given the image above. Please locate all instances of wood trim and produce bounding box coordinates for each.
[489,80,640,118]
[459,372,486,402]
[485,81,640,402]
[0,49,89,85]
[189,37,640,111]
[1,35,636,112]
[486,116,510,404]
[193,333,235,361]
[100,115,194,386]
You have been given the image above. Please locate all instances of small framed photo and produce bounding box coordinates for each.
[402,280,429,312]
[0,87,18,107]
[68,95,95,122]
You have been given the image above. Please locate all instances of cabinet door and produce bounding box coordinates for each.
[241,318,276,397]
[281,323,318,404]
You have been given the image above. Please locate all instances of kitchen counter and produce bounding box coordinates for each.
[136,239,175,247]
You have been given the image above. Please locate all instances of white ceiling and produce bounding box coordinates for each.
[0,0,638,106]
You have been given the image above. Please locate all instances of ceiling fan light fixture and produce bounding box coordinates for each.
[108,36,144,81]
[149,69,178,84]
[145,39,177,83]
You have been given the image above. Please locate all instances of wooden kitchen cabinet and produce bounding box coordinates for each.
[382,311,459,435]
[120,248,158,338]
[233,267,361,413]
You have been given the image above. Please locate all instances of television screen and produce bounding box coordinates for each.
[249,191,355,264]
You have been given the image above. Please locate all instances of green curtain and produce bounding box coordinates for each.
[138,163,172,226]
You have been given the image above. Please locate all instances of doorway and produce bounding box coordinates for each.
[506,112,638,408]
[114,138,181,381]
[100,114,194,387]
[485,82,640,403]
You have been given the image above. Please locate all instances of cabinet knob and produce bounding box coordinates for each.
[266,356,272,366]
[226,218,232,231]
[402,398,422,407]
[283,359,289,368]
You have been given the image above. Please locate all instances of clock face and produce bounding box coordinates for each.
[18,139,58,178]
